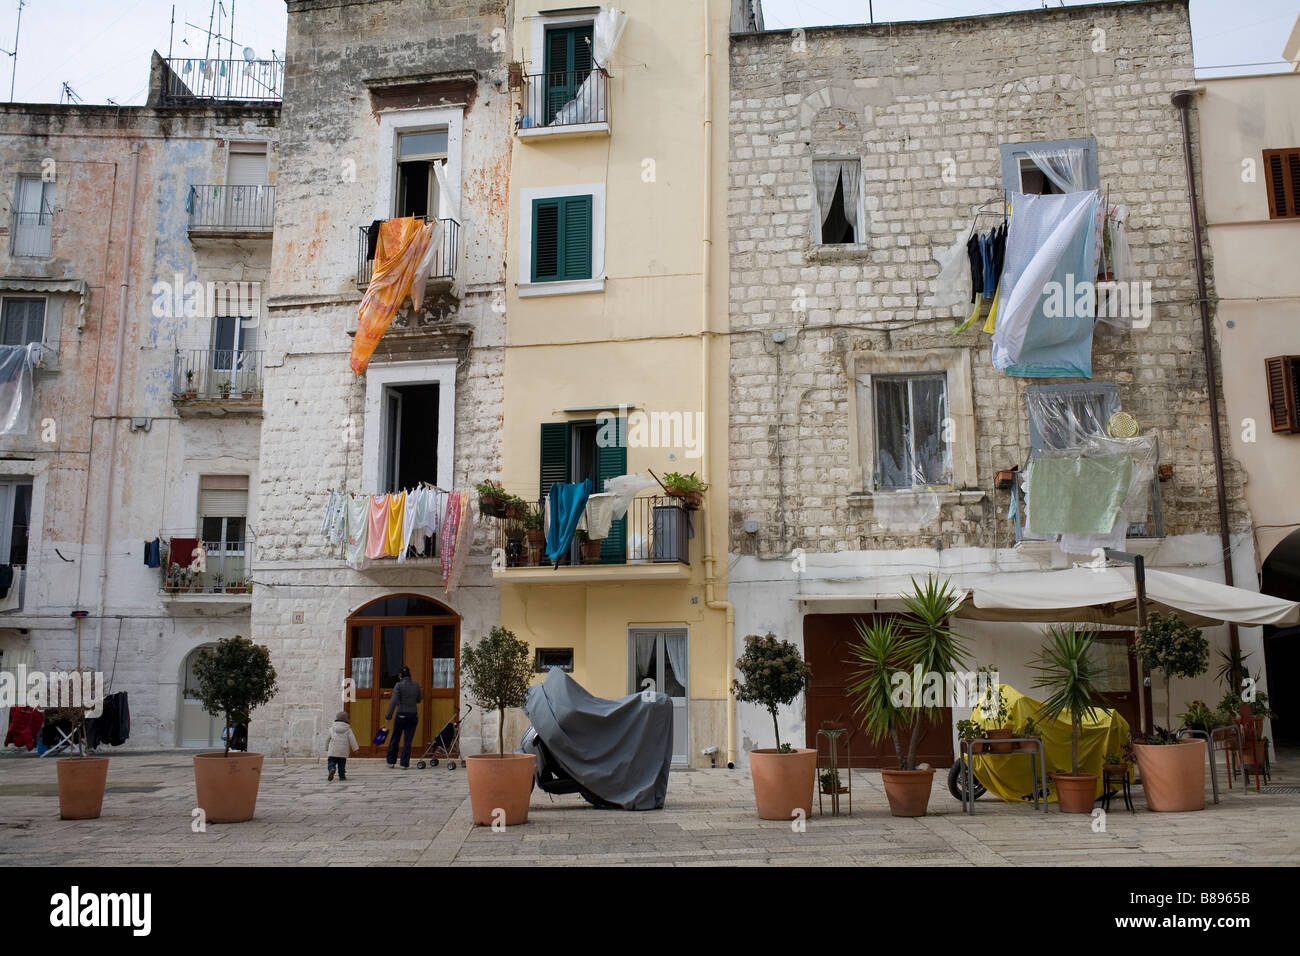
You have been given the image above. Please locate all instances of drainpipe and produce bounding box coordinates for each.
[94,140,143,664]
[1171,88,1241,667]
[699,2,737,768]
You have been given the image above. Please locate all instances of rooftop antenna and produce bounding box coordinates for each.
[60,81,82,105]
[1,0,25,102]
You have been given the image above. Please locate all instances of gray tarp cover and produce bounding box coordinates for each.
[523,669,673,810]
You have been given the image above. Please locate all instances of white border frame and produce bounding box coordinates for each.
[518,182,606,297]
[375,107,464,222]
[362,359,457,493]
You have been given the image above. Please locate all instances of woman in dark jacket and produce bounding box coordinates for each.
[385,666,422,768]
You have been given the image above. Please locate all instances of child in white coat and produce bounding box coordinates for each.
[326,711,360,781]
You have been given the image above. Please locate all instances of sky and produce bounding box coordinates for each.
[0,0,1295,105]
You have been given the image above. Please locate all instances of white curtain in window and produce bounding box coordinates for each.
[635,633,655,687]
[350,657,373,689]
[431,161,459,223]
[1024,147,1088,193]
[663,633,688,696]
[812,160,843,229]
[432,657,455,688]
[592,8,628,67]
[838,162,861,231]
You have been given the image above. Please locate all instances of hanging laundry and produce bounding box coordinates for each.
[366,494,391,560]
[385,491,407,557]
[931,231,971,307]
[582,492,617,541]
[3,705,42,750]
[1026,454,1132,535]
[345,496,370,569]
[321,491,346,546]
[440,491,462,588]
[350,218,433,375]
[425,488,444,539]
[401,487,427,561]
[982,280,1002,334]
[966,233,982,304]
[142,538,161,569]
[546,480,593,565]
[445,493,472,594]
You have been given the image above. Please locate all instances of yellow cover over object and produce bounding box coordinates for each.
[970,684,1130,804]
[350,217,433,375]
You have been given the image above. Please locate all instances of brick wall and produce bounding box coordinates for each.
[726,0,1245,559]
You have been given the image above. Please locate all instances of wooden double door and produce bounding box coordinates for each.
[345,597,460,757]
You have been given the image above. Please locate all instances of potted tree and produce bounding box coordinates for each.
[976,671,1013,753]
[1131,612,1209,812]
[190,635,278,823]
[847,576,968,817]
[462,626,536,826]
[733,632,815,820]
[1032,623,1106,813]
[53,701,110,820]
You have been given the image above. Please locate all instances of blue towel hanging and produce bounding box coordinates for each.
[546,479,592,566]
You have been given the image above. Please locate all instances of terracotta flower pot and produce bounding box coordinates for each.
[56,757,109,820]
[193,752,265,824]
[880,767,935,817]
[1132,741,1205,812]
[969,741,988,754]
[526,529,545,550]
[749,748,816,820]
[987,728,1014,754]
[1054,772,1098,813]
[1017,739,1039,753]
[579,540,603,564]
[466,753,536,826]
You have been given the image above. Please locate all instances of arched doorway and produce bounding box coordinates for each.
[346,594,460,757]
[179,643,219,748]
[1261,533,1300,747]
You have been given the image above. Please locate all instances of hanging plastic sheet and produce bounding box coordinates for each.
[992,190,1099,375]
[931,232,971,308]
[350,217,432,375]
[603,473,657,521]
[1026,386,1117,452]
[1026,453,1132,535]
[0,344,43,436]
[550,8,627,126]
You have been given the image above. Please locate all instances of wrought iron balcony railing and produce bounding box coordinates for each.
[161,57,284,103]
[160,534,253,595]
[357,217,460,290]
[10,210,52,257]
[188,184,275,232]
[173,349,264,402]
[518,69,609,131]
[494,494,691,569]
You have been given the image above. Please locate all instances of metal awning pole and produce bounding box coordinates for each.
[1106,549,1152,732]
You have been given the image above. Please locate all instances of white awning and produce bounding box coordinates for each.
[964,566,1300,628]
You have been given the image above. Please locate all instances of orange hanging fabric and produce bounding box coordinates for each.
[350,217,432,375]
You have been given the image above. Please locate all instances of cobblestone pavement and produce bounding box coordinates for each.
[2,752,1297,866]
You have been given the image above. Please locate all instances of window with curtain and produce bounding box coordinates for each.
[869,373,950,490]
[0,298,45,346]
[812,158,861,244]
[1000,138,1098,196]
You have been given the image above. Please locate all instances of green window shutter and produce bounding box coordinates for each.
[539,422,571,503]
[562,195,593,280]
[594,416,627,564]
[544,25,593,124]
[532,199,561,282]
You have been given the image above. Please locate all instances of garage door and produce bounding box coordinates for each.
[803,613,954,768]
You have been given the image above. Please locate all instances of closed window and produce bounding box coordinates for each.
[199,476,248,587]
[531,195,593,282]
[0,297,45,346]
[1263,148,1300,220]
[812,159,862,244]
[544,24,594,125]
[0,479,32,566]
[11,176,53,258]
[871,374,949,490]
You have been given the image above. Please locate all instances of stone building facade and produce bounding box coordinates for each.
[725,0,1257,761]
[254,0,512,755]
[0,65,279,748]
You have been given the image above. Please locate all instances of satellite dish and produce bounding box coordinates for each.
[242,46,256,62]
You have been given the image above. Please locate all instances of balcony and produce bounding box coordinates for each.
[172,349,264,417]
[159,534,253,604]
[357,217,460,290]
[188,185,276,236]
[10,210,52,258]
[516,70,609,139]
[492,495,693,584]
[159,57,283,104]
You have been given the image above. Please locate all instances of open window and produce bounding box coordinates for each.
[395,130,447,219]
[539,416,627,564]
[1000,138,1098,195]
[381,383,439,494]
[0,479,32,568]
[812,159,863,244]
[210,314,258,394]
[198,475,248,588]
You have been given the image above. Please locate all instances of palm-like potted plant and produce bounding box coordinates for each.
[1131,612,1209,811]
[462,626,536,826]
[190,635,278,823]
[733,632,815,820]
[1032,624,1106,813]
[846,575,968,817]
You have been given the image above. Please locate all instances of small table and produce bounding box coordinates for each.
[1101,765,1134,812]
[959,736,1047,815]
[1177,727,1232,805]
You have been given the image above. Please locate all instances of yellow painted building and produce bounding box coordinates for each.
[496,1,746,767]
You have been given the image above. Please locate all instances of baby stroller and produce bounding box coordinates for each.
[417,704,471,770]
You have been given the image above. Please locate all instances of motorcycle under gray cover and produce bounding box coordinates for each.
[523,669,673,810]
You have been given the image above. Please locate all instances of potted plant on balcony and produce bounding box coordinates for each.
[505,494,529,521]
[182,369,197,399]
[1032,623,1106,813]
[818,767,846,795]
[976,668,1013,752]
[476,480,510,518]
[53,703,110,820]
[576,529,603,564]
[659,471,707,511]
[211,572,224,593]
[733,632,815,820]
[1017,715,1040,753]
[462,626,535,826]
[503,521,526,568]
[523,507,545,560]
[957,717,987,754]
[217,376,232,400]
[847,576,968,817]
[190,635,278,823]
[1130,612,1209,812]
[225,573,246,595]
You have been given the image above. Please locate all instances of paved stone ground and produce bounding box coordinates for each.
[2,751,1297,866]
